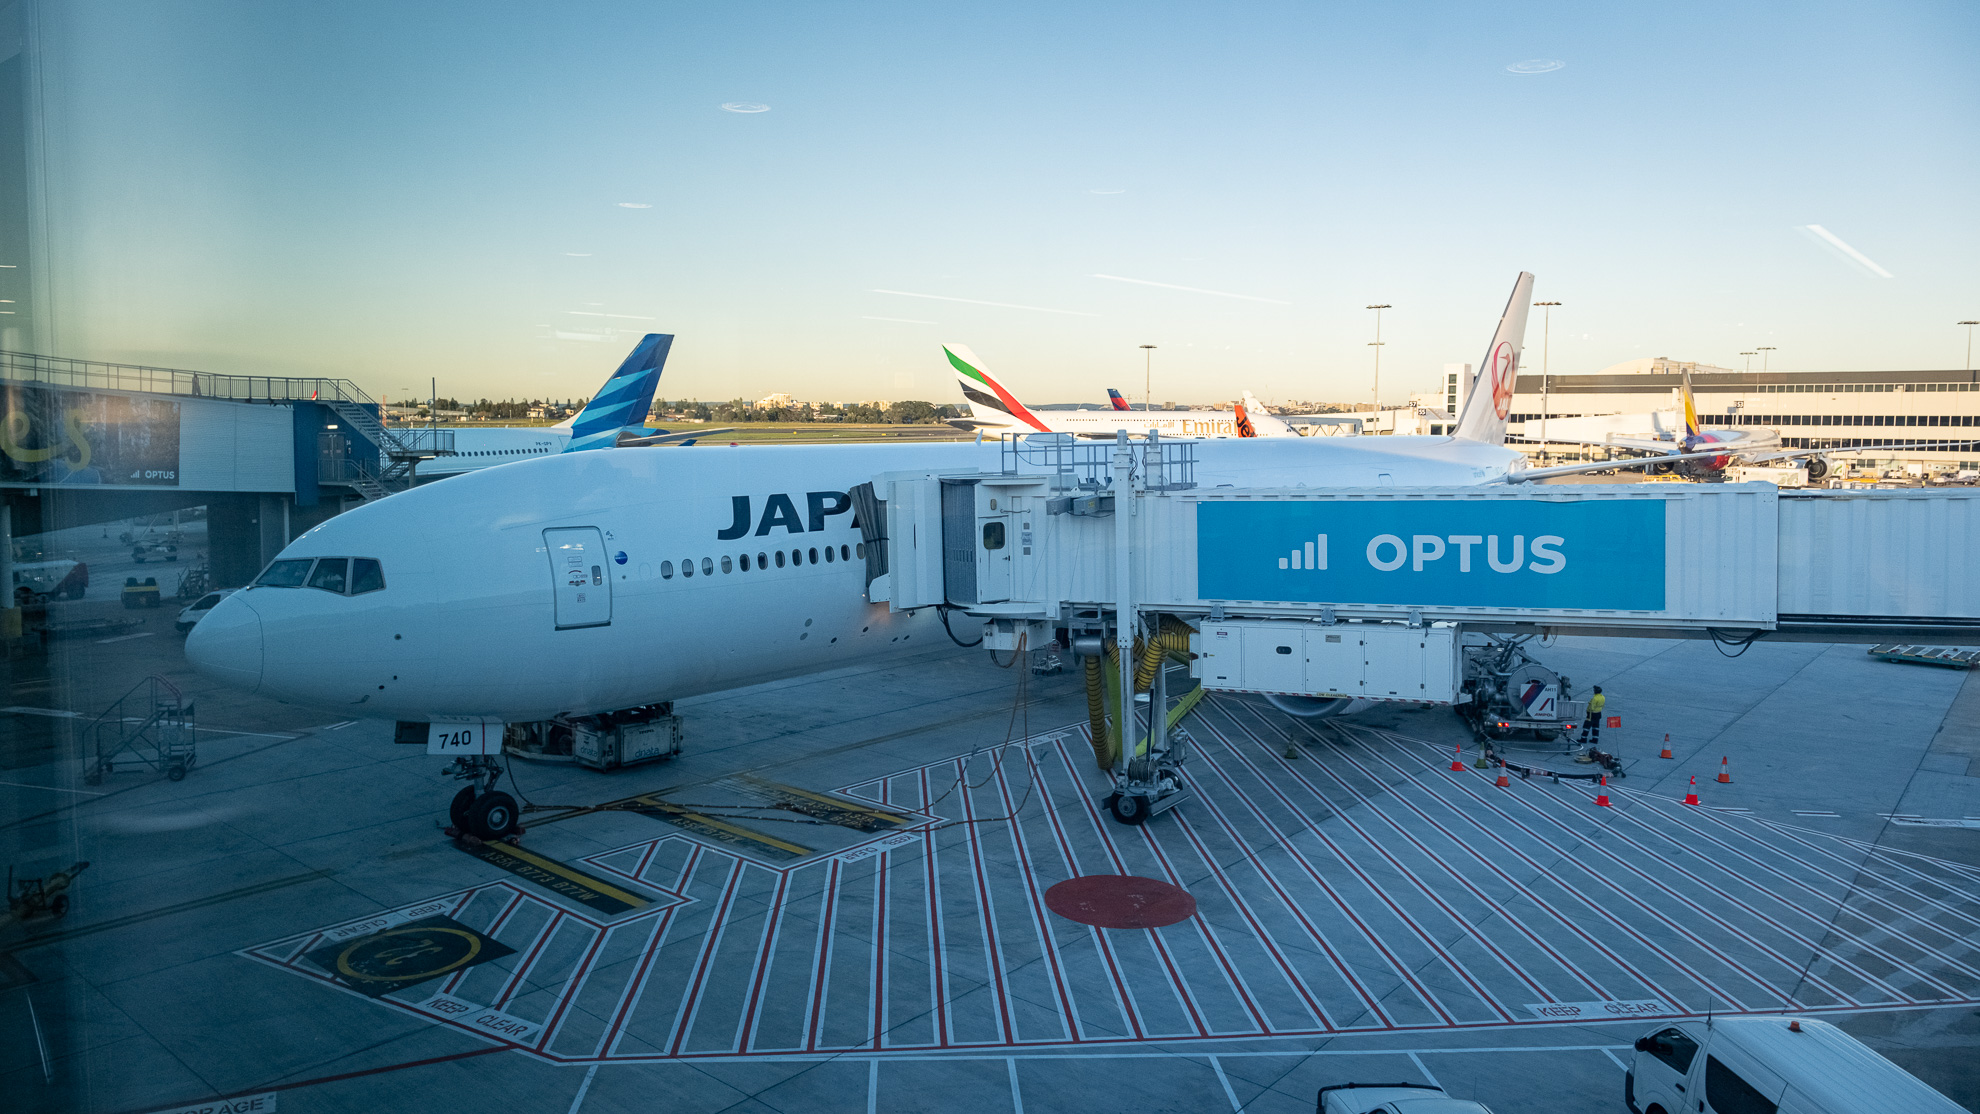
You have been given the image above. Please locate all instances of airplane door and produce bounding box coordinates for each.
[544,527,612,629]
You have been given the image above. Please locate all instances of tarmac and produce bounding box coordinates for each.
[4,582,1979,1113]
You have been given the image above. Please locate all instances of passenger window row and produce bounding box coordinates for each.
[660,543,864,580]
[255,556,386,595]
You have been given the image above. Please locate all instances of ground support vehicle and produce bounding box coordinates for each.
[1626,1016,1964,1114]
[1318,1081,1493,1113]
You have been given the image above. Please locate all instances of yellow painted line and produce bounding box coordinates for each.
[636,797,814,857]
[741,776,916,825]
[474,842,651,909]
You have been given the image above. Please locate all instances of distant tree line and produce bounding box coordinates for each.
[416,398,586,419]
[654,399,962,425]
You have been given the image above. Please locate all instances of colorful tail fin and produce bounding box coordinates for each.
[1451,273,1535,444]
[1237,391,1293,437]
[563,333,674,452]
[944,344,1049,433]
[1680,367,1702,437]
[1107,388,1132,412]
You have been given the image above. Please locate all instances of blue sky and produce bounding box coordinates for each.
[35,0,1980,407]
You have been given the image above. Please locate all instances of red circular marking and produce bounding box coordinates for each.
[1044,875,1196,929]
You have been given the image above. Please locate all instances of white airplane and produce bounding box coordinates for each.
[409,334,724,479]
[945,347,1297,439]
[190,275,1555,837]
[1527,373,1793,480]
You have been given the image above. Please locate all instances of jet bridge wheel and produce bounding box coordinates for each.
[465,791,520,840]
[1107,792,1150,826]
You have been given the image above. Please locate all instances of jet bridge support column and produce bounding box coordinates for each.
[1102,431,1191,825]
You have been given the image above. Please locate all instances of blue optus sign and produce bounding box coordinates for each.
[1196,499,1666,611]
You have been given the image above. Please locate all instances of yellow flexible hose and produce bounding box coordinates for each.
[1083,654,1116,770]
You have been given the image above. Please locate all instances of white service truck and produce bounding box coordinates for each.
[1626,1016,1964,1114]
[1318,1082,1492,1114]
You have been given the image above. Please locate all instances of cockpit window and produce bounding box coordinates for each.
[308,557,349,593]
[256,559,313,587]
[351,558,385,594]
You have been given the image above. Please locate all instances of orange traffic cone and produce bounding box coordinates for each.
[1450,745,1465,772]
[1717,756,1732,784]
[1683,775,1700,806]
[1495,768,1511,788]
[1659,734,1674,759]
[1595,775,1612,807]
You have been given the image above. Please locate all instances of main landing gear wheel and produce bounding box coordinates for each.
[465,790,519,840]
[449,786,477,830]
[1108,792,1149,826]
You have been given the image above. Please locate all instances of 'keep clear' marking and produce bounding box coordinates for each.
[1889,817,1980,830]
[141,1092,277,1114]
[318,898,456,944]
[1526,999,1668,1021]
[837,832,922,865]
[419,991,542,1042]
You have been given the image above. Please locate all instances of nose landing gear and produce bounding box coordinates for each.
[444,755,522,841]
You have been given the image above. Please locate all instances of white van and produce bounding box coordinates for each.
[1626,1016,1964,1114]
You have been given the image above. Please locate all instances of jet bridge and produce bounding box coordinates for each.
[856,433,1980,823]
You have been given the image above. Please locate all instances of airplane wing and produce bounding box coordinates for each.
[1501,440,1974,484]
[614,427,735,446]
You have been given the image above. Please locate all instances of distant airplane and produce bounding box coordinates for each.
[946,353,1297,439]
[1526,371,1801,479]
[413,334,719,479]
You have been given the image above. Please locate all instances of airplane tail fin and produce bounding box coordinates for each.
[944,344,1049,433]
[563,333,674,452]
[1238,391,1294,437]
[1451,272,1535,444]
[1680,367,1702,437]
[1107,388,1132,412]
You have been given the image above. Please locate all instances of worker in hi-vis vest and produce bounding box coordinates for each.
[1577,686,1606,750]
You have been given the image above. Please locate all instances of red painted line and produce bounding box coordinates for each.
[492,910,565,1011]
[919,769,950,1048]
[103,1044,512,1114]
[958,755,1018,1045]
[1193,715,1466,1025]
[443,888,526,995]
[1166,805,1326,1032]
[1245,715,1633,1004]
[1356,726,1807,1011]
[1735,813,1980,939]
[1596,787,1963,1001]
[871,834,890,1051]
[803,859,843,1052]
[665,856,749,1057]
[1272,718,1666,1006]
[1203,725,1528,1024]
[1050,735,1210,1039]
[1027,733,1144,1040]
[592,880,692,1058]
[1132,805,1255,1035]
[993,744,1083,1042]
[735,870,794,1052]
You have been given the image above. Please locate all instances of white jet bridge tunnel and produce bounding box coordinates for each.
[849,433,1980,823]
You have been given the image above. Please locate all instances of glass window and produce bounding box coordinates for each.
[193,592,224,610]
[824,545,834,563]
[982,521,1006,550]
[660,560,674,579]
[307,557,349,594]
[351,558,385,594]
[842,544,851,561]
[1641,1028,1698,1075]
[809,547,819,564]
[1705,1056,1777,1114]
[759,551,769,569]
[701,557,714,576]
[682,558,694,578]
[856,543,865,559]
[255,559,313,587]
[791,549,801,565]
[721,555,733,573]
[740,553,751,571]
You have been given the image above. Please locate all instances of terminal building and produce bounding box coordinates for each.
[1497,357,1980,475]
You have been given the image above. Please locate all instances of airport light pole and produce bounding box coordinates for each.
[1757,346,1776,374]
[1534,301,1561,463]
[1366,304,1391,412]
[1961,321,1978,384]
[1139,345,1156,412]
[1740,352,1756,374]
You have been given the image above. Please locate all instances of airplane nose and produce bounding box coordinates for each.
[185,593,263,693]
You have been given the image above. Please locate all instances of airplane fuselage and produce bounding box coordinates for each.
[188,435,1523,722]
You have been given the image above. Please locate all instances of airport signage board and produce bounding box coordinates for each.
[1196,498,1667,611]
[1,384,181,487]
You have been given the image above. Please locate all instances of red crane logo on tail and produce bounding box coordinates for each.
[1489,341,1517,420]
